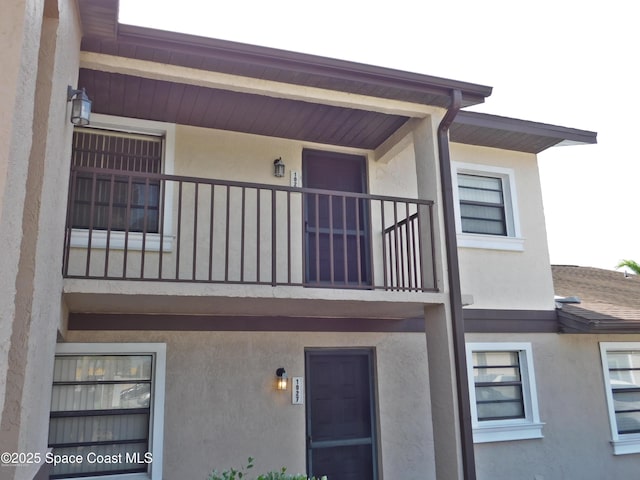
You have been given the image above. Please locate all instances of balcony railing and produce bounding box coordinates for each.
[63,166,437,292]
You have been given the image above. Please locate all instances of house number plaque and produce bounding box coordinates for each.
[292,377,304,405]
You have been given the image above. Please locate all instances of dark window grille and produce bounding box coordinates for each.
[473,351,525,421]
[71,129,163,233]
[48,354,153,478]
[458,173,507,236]
[606,351,640,435]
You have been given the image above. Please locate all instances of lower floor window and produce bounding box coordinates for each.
[600,342,640,455]
[49,343,165,479]
[473,350,524,421]
[466,342,543,443]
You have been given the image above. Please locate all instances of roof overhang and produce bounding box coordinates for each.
[558,304,640,334]
[77,0,493,150]
[451,111,598,153]
[76,1,596,153]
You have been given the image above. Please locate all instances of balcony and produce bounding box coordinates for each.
[63,166,438,296]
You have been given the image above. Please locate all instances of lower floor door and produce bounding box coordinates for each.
[305,349,378,480]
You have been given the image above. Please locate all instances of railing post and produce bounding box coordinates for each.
[271,189,277,286]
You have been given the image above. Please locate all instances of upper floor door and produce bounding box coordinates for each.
[302,149,371,287]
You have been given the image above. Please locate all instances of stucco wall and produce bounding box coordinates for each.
[451,143,555,310]
[468,332,640,480]
[0,1,81,479]
[0,0,43,431]
[63,329,436,480]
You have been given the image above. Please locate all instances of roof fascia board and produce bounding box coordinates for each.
[80,51,436,117]
[455,110,598,146]
[108,22,493,107]
[463,309,559,333]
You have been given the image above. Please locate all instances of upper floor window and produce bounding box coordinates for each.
[70,128,163,234]
[452,162,523,251]
[457,173,506,235]
[600,343,640,455]
[466,342,543,443]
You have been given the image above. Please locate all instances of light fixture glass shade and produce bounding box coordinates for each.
[68,86,92,126]
[276,367,288,390]
[273,157,285,177]
[71,93,91,126]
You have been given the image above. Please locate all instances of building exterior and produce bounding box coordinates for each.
[10,1,640,480]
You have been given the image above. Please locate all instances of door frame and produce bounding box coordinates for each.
[304,348,379,480]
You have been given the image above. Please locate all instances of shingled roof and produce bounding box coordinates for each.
[552,265,640,333]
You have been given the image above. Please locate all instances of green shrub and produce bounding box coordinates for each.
[207,457,326,480]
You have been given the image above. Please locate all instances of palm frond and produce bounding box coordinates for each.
[616,259,640,275]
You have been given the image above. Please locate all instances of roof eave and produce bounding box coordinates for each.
[451,111,598,153]
[558,309,640,334]
[114,24,493,108]
[78,0,492,109]
[455,111,598,146]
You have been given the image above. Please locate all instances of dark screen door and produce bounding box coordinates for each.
[305,350,377,480]
[303,149,371,287]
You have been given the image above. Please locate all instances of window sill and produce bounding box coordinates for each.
[611,435,640,455]
[69,229,173,252]
[457,233,524,252]
[473,421,544,443]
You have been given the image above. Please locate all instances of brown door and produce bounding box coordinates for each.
[305,349,378,480]
[302,149,371,287]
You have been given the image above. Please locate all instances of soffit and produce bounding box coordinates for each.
[78,69,411,149]
[450,111,598,154]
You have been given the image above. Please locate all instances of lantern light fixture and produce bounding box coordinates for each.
[276,367,288,391]
[67,85,92,126]
[273,157,285,177]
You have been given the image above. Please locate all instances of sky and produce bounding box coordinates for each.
[119,0,639,271]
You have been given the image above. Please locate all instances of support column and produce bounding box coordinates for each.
[413,114,470,479]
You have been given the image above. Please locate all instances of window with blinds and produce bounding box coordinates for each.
[49,354,154,478]
[70,128,163,233]
[466,343,543,443]
[604,349,640,435]
[457,173,507,236]
[472,351,525,421]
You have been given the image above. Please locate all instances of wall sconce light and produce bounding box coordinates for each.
[276,367,288,391]
[67,85,92,126]
[273,157,285,177]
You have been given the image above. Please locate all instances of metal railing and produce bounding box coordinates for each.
[63,166,437,292]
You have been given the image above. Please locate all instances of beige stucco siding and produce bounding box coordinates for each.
[63,329,436,480]
[0,2,81,480]
[468,332,640,480]
[451,143,555,310]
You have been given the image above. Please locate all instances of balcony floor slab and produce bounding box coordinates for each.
[63,279,447,320]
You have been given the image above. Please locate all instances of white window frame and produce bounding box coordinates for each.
[466,342,544,443]
[69,114,176,252]
[600,342,640,455]
[53,342,166,480]
[452,162,524,251]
